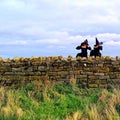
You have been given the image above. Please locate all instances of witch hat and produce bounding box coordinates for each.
[95,37,103,45]
[95,37,99,45]
[84,39,88,45]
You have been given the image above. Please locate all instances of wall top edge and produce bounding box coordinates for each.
[0,56,120,63]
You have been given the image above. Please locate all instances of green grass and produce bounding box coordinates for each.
[0,83,120,120]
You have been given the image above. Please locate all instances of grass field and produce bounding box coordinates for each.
[0,82,120,120]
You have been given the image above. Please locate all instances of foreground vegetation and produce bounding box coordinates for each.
[0,82,120,120]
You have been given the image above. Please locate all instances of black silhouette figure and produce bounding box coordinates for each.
[90,38,103,57]
[76,39,91,58]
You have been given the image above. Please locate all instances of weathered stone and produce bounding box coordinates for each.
[88,75,98,80]
[0,56,120,88]
[99,76,109,79]
[99,84,107,88]
[89,84,98,88]
[94,73,105,76]
[38,66,46,71]
[98,64,103,67]
[100,79,107,84]
[4,72,25,76]
[12,67,24,72]
[78,75,87,79]
[89,79,100,84]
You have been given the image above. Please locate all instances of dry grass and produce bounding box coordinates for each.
[66,111,83,120]
[66,88,120,120]
[99,89,109,101]
[0,87,24,119]
[70,77,76,85]
[0,87,5,107]
[0,86,120,120]
[87,104,101,120]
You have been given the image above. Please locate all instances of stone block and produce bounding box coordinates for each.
[100,79,107,84]
[89,84,98,88]
[78,75,87,79]
[4,72,26,76]
[99,84,107,88]
[88,75,98,80]
[38,66,46,71]
[97,64,103,67]
[99,75,109,80]
[89,79,100,84]
[94,73,105,76]
[12,67,24,72]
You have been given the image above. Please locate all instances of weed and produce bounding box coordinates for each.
[0,84,120,120]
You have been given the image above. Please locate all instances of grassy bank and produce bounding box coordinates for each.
[0,83,120,120]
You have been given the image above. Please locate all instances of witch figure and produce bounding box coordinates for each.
[76,39,91,58]
[90,37,103,57]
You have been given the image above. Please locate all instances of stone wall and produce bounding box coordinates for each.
[0,56,120,88]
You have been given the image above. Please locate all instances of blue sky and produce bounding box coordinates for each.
[0,0,120,58]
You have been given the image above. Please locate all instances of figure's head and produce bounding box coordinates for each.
[84,39,88,45]
[80,39,89,48]
[95,37,103,46]
[81,42,86,46]
[81,42,87,48]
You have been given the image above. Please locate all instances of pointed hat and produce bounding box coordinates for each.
[84,39,88,44]
[95,37,103,45]
[95,37,99,45]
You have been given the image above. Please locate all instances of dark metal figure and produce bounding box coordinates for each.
[90,38,103,57]
[76,39,91,57]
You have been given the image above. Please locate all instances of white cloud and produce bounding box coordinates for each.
[105,40,120,46]
[0,40,27,45]
[0,32,120,46]
[2,0,25,9]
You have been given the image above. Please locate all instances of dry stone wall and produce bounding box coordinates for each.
[0,56,120,88]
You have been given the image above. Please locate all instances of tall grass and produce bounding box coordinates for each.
[0,83,120,120]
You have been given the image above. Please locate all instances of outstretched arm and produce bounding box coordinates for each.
[76,46,81,50]
[87,46,92,50]
[99,46,103,50]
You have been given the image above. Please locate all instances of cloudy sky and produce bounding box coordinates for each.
[0,0,120,58]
